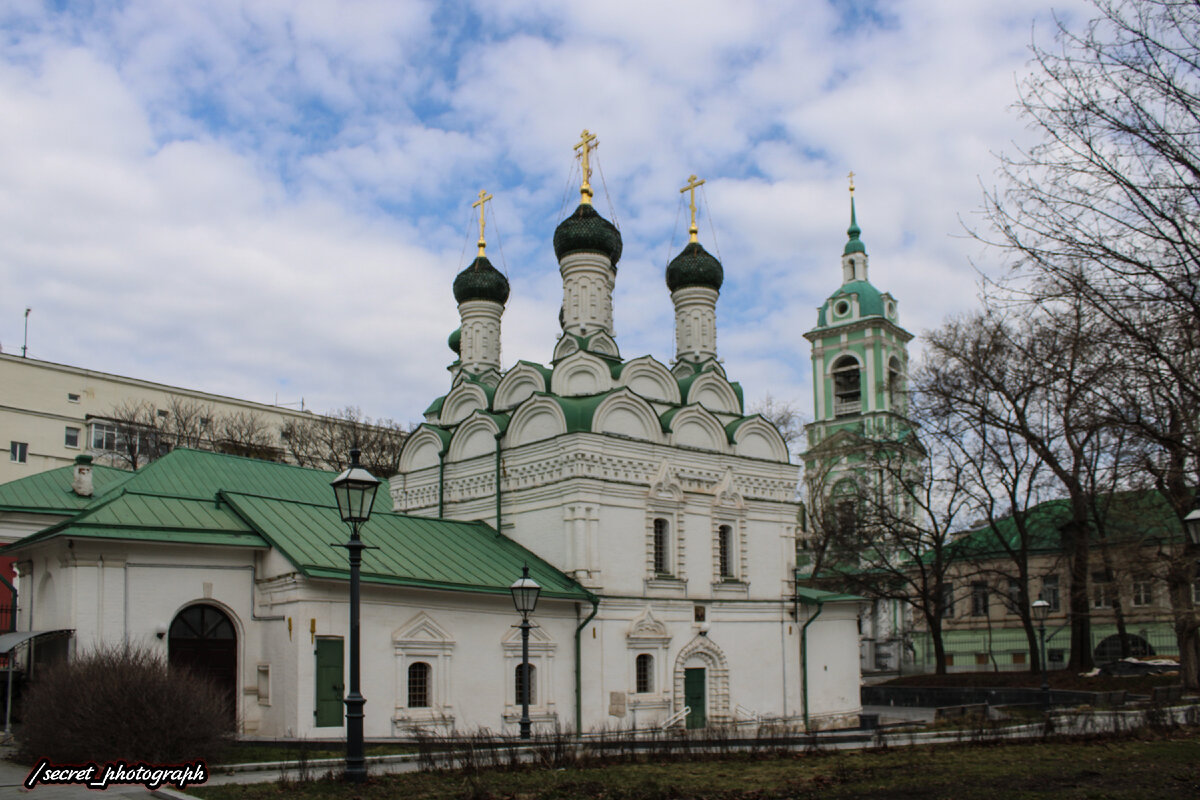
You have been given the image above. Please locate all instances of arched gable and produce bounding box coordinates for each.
[685,372,741,415]
[586,331,620,358]
[592,389,661,442]
[399,426,449,472]
[440,382,491,425]
[494,363,549,412]
[448,412,503,462]
[552,335,580,361]
[666,406,729,453]
[728,416,790,462]
[507,396,568,447]
[551,351,614,398]
[619,356,680,404]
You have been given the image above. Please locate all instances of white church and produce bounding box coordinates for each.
[0,133,864,739]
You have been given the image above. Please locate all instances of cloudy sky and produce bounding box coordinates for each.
[0,0,1089,426]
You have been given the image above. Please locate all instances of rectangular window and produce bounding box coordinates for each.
[67,393,80,403]
[635,654,654,694]
[9,442,28,463]
[974,653,989,665]
[1012,652,1026,665]
[1048,649,1065,664]
[970,582,988,617]
[1132,574,1153,607]
[1042,575,1060,613]
[90,421,119,451]
[718,524,733,579]
[940,582,955,617]
[1092,571,1114,609]
[64,427,80,448]
[653,518,670,575]
[1007,578,1022,614]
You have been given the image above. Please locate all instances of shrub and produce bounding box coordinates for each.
[18,645,231,764]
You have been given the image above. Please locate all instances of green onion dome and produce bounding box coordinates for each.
[448,327,461,355]
[553,204,623,267]
[666,241,723,292]
[453,256,510,305]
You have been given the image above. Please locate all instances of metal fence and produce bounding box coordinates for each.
[907,623,1180,674]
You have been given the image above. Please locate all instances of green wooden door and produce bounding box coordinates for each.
[314,637,344,727]
[684,668,706,729]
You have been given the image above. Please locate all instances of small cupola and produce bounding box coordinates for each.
[841,173,869,284]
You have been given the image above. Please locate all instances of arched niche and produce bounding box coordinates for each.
[592,389,662,442]
[399,426,449,472]
[495,363,549,412]
[550,351,614,398]
[507,396,568,447]
[586,332,620,358]
[553,335,580,361]
[619,356,680,404]
[440,382,491,425]
[729,416,790,462]
[448,412,503,462]
[685,372,741,415]
[666,406,729,453]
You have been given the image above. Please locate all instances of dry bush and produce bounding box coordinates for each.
[18,645,232,764]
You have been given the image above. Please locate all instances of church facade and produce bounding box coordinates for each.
[0,135,863,739]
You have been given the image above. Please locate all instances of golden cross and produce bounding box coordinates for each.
[680,174,706,243]
[848,170,856,195]
[574,129,598,203]
[472,189,493,256]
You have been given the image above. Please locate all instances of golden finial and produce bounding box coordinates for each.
[848,170,856,195]
[472,189,493,257]
[680,174,706,243]
[574,129,599,204]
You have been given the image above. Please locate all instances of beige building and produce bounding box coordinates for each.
[0,352,342,484]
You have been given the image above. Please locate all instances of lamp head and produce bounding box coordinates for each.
[1183,494,1200,546]
[331,448,380,524]
[1032,598,1050,623]
[510,564,541,618]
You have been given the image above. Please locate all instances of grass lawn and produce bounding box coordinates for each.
[191,729,1200,799]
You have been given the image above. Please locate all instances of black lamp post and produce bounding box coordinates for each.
[1032,598,1050,709]
[331,448,380,783]
[510,564,541,740]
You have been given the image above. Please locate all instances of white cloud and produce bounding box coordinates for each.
[0,0,1096,428]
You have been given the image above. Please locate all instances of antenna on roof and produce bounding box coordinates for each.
[22,308,30,358]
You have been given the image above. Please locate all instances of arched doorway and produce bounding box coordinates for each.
[168,604,238,726]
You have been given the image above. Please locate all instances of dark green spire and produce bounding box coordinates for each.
[843,196,865,256]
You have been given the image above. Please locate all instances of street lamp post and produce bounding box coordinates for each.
[510,565,541,740]
[331,448,380,784]
[1032,598,1050,710]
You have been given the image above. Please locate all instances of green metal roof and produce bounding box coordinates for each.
[0,463,133,515]
[795,585,863,604]
[223,493,589,599]
[943,490,1187,562]
[2,448,592,601]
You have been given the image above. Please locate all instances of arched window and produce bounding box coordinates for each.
[635,654,654,693]
[408,662,431,708]
[653,518,670,575]
[515,663,536,705]
[718,525,734,579]
[831,356,861,417]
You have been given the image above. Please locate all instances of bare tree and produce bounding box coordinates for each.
[162,395,217,450]
[981,0,1200,682]
[213,411,280,461]
[96,400,169,471]
[750,394,806,461]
